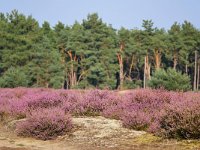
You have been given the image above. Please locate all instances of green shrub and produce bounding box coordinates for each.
[123,79,142,89]
[0,67,28,88]
[148,68,191,91]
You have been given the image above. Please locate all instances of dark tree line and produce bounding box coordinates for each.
[0,10,200,90]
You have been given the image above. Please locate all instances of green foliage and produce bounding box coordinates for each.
[123,79,142,89]
[0,10,199,90]
[0,67,28,87]
[26,36,64,88]
[148,68,191,91]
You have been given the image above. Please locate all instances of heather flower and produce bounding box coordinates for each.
[16,108,73,140]
[0,88,200,139]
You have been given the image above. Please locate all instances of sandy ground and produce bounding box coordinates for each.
[0,116,200,150]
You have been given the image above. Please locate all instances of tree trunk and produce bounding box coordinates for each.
[129,55,135,78]
[173,52,177,70]
[117,43,124,90]
[45,82,49,88]
[67,51,77,88]
[193,50,197,91]
[144,55,151,88]
[147,56,151,81]
[143,56,146,88]
[66,80,69,89]
[36,73,39,87]
[154,49,161,70]
[117,53,123,90]
[185,64,188,74]
[71,62,74,86]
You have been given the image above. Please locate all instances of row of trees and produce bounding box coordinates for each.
[0,10,200,90]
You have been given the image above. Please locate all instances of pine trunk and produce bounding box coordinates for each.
[144,55,151,88]
[117,54,123,90]
[173,53,177,70]
[67,51,77,88]
[117,44,124,90]
[143,56,146,88]
[45,82,49,88]
[193,50,197,91]
[154,49,161,70]
[146,55,151,80]
[185,64,188,74]
[119,57,123,90]
[129,55,135,78]
[36,74,39,87]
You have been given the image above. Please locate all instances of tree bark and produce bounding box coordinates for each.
[36,73,39,87]
[185,64,188,74]
[143,56,146,88]
[129,55,135,78]
[193,50,197,91]
[173,52,177,70]
[45,82,49,88]
[117,53,123,90]
[67,50,77,88]
[144,55,151,88]
[154,49,161,70]
[117,43,124,90]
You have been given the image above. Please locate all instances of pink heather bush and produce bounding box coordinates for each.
[76,89,119,116]
[9,99,28,119]
[0,88,200,139]
[16,108,73,140]
[121,111,151,130]
[102,89,169,131]
[160,97,200,139]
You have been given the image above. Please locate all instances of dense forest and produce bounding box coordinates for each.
[0,10,200,90]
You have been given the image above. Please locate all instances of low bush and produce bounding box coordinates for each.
[159,98,200,139]
[121,111,151,130]
[0,88,200,140]
[16,108,73,140]
[70,89,118,116]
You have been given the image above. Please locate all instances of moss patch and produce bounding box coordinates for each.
[179,140,200,149]
[129,133,200,150]
[132,133,162,144]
